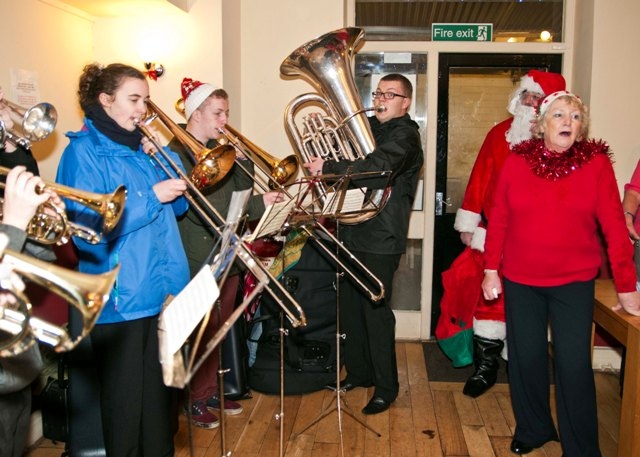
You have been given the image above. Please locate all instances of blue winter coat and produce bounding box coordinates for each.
[56,119,190,324]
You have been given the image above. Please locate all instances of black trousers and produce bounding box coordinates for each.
[91,316,175,457]
[339,251,400,402]
[504,278,601,457]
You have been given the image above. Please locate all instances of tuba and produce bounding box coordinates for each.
[281,27,391,225]
[0,233,120,357]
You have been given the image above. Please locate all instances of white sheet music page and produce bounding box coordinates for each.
[323,188,366,214]
[160,265,220,355]
[247,198,297,242]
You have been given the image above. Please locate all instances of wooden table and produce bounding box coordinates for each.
[594,279,640,457]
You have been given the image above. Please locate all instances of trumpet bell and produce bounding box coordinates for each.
[190,144,237,189]
[23,102,57,141]
[101,185,127,231]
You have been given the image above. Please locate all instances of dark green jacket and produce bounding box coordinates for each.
[168,129,266,276]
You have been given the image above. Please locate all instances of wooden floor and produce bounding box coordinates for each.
[27,341,622,457]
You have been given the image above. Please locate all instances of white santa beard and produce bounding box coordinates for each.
[506,104,536,146]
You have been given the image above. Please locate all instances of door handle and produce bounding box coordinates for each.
[435,192,452,216]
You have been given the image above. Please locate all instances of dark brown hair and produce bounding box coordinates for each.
[380,73,413,98]
[78,63,145,112]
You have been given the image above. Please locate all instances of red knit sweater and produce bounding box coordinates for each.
[484,139,636,293]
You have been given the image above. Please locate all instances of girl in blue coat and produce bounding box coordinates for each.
[56,63,189,457]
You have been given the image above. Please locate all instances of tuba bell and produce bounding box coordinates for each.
[280,27,391,224]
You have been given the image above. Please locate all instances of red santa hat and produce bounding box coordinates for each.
[519,69,566,96]
[181,77,216,120]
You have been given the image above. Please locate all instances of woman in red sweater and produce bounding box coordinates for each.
[482,91,640,457]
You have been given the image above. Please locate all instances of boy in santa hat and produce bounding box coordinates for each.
[437,69,566,397]
[170,77,282,429]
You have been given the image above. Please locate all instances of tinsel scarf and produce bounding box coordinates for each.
[512,138,612,181]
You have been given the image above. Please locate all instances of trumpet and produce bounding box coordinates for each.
[0,166,127,245]
[0,99,57,149]
[0,233,120,356]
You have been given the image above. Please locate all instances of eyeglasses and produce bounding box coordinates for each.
[372,91,407,100]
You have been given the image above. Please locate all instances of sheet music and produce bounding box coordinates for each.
[322,187,366,214]
[246,198,297,242]
[159,265,220,356]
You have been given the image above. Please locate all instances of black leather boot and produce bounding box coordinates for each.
[463,336,504,398]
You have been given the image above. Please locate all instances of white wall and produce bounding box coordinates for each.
[0,0,94,180]
[234,0,346,160]
[578,0,640,192]
[91,0,223,138]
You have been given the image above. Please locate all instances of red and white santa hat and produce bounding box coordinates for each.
[519,69,566,97]
[538,90,582,116]
[181,77,216,120]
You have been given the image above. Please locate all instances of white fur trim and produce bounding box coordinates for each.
[185,83,215,120]
[454,208,481,233]
[518,75,544,95]
[473,318,506,340]
[470,227,486,252]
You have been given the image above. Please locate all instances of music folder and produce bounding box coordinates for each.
[158,190,251,388]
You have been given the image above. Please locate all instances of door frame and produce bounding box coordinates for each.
[429,53,563,335]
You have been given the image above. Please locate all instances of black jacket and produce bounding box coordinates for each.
[322,114,423,255]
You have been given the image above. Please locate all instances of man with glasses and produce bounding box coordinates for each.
[304,73,423,415]
[438,69,566,398]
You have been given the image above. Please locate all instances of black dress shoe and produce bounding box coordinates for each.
[510,439,534,455]
[362,396,391,415]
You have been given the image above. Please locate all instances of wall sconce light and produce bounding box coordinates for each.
[144,62,165,81]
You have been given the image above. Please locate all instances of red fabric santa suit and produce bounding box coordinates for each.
[436,70,566,367]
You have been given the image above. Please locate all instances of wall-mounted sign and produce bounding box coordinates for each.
[432,23,493,42]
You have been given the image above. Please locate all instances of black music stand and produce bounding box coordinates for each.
[288,171,392,451]
[158,190,261,457]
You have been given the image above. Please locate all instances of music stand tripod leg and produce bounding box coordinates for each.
[215,299,233,457]
[292,242,381,443]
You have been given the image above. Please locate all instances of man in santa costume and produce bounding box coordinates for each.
[437,69,566,397]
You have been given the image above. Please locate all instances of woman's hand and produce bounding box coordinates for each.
[613,291,640,316]
[481,270,502,301]
[140,125,162,155]
[2,166,50,230]
[152,178,187,203]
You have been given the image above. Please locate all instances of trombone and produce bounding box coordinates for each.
[134,106,306,328]
[174,98,299,190]
[0,166,127,245]
[213,127,386,302]
[0,99,57,149]
[177,99,384,302]
[0,233,120,357]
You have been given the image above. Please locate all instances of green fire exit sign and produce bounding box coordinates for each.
[432,23,493,42]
